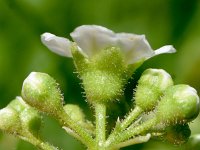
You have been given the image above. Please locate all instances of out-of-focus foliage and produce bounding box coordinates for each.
[0,0,200,150]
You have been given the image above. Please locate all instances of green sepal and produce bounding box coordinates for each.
[71,43,89,75]
[72,46,130,103]
[126,59,144,79]
[162,124,191,145]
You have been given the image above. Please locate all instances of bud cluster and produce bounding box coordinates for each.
[0,51,199,150]
[128,68,200,146]
[3,25,197,150]
[135,69,199,124]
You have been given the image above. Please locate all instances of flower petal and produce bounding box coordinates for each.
[116,33,154,64]
[70,25,116,57]
[41,32,72,57]
[154,45,176,56]
[70,25,176,65]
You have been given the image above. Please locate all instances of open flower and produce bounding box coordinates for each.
[41,25,176,64]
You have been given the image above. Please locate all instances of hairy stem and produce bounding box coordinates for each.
[120,106,143,130]
[112,134,151,149]
[18,135,58,150]
[95,103,106,150]
[106,118,157,148]
[106,106,143,146]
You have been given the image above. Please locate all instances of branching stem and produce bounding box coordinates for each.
[106,118,157,148]
[58,110,95,148]
[106,106,143,147]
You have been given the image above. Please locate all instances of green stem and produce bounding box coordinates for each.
[95,103,106,150]
[112,133,151,149]
[120,106,143,130]
[106,106,143,146]
[18,135,57,150]
[58,110,95,148]
[62,126,86,145]
[106,118,157,148]
[37,142,58,150]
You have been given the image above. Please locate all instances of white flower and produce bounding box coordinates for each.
[41,25,176,64]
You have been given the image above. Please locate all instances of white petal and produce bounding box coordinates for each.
[154,45,176,56]
[70,25,116,57]
[144,45,176,61]
[116,33,154,64]
[41,32,72,57]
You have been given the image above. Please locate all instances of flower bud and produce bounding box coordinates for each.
[63,104,94,131]
[20,108,42,137]
[63,104,85,123]
[156,84,200,125]
[21,72,64,117]
[6,97,42,137]
[162,124,191,145]
[135,68,173,111]
[0,107,21,133]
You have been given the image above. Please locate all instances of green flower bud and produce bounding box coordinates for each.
[6,97,42,137]
[63,104,94,131]
[135,68,173,111]
[0,107,21,133]
[156,84,200,125]
[21,72,64,117]
[63,104,85,123]
[72,47,128,103]
[20,108,42,137]
[162,124,191,145]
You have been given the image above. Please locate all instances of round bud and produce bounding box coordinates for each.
[20,108,42,137]
[135,68,173,111]
[162,124,191,145]
[6,97,42,137]
[0,108,21,133]
[156,84,200,125]
[63,104,94,131]
[63,104,85,123]
[21,72,64,117]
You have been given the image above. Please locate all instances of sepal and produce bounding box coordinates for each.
[162,124,191,145]
[72,47,128,103]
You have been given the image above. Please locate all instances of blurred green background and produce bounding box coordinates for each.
[0,0,200,149]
